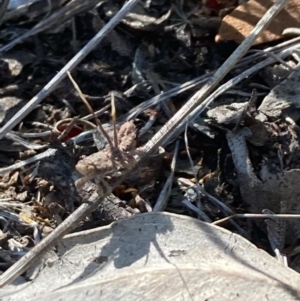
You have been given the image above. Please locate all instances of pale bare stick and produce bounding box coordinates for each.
[153,141,179,212]
[213,214,300,226]
[0,0,141,139]
[0,0,288,288]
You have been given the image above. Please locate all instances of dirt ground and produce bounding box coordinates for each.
[2,0,300,276]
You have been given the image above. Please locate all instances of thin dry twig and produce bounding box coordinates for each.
[57,117,78,141]
[0,149,56,175]
[67,71,113,148]
[110,92,119,150]
[153,141,179,212]
[213,213,300,225]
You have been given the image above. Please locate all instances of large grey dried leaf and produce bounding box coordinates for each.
[25,266,300,301]
[259,66,300,120]
[1,213,300,300]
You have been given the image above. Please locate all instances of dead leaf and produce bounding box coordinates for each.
[216,0,300,44]
[1,213,300,300]
[258,66,300,120]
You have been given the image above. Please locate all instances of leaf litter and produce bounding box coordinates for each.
[1,0,300,299]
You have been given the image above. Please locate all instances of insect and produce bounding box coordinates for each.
[75,121,137,195]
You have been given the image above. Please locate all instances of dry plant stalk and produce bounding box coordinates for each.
[67,71,114,149]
